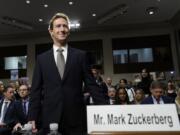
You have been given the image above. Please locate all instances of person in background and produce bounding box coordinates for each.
[115,79,135,102]
[0,86,18,135]
[85,67,108,105]
[9,81,21,100]
[134,88,145,104]
[141,81,174,104]
[175,88,180,121]
[91,67,108,93]
[166,80,177,102]
[107,87,116,105]
[105,77,114,89]
[115,87,132,105]
[137,68,153,96]
[13,84,30,131]
[0,81,4,100]
[133,74,141,87]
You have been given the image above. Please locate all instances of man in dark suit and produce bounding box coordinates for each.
[141,81,174,104]
[0,86,18,135]
[13,84,30,131]
[28,12,108,135]
[0,81,4,100]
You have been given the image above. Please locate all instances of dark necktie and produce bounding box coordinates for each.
[2,102,8,122]
[57,48,65,78]
[23,101,27,115]
[156,98,160,104]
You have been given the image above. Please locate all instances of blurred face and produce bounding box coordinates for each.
[106,78,112,85]
[91,69,98,78]
[141,69,148,78]
[119,80,126,88]
[135,90,144,101]
[19,85,29,99]
[118,89,127,101]
[108,88,116,98]
[49,18,70,45]
[0,84,4,92]
[167,82,174,90]
[15,81,20,89]
[151,88,163,100]
[4,88,14,100]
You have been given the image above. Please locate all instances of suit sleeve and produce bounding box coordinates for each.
[81,52,109,105]
[28,57,43,121]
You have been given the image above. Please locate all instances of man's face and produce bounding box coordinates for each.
[4,88,14,100]
[49,18,70,44]
[151,88,163,99]
[108,88,116,98]
[118,89,127,101]
[167,82,174,90]
[19,85,29,99]
[0,84,4,92]
[135,90,144,101]
[91,69,98,78]
[141,69,148,78]
[106,78,112,85]
[119,80,126,88]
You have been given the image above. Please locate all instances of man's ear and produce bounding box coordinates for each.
[150,89,153,94]
[48,29,53,36]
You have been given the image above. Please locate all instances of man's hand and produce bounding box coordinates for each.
[13,123,22,131]
[28,120,38,133]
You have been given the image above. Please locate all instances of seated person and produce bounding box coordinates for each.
[175,88,180,121]
[115,87,133,105]
[0,81,4,100]
[115,79,135,102]
[141,81,174,104]
[107,87,116,105]
[13,84,30,131]
[166,80,177,102]
[134,88,145,104]
[0,86,18,135]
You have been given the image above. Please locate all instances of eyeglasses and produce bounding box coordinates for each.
[19,89,28,91]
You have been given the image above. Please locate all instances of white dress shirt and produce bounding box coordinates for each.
[0,100,10,123]
[152,96,164,104]
[53,44,68,65]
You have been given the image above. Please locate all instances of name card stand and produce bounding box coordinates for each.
[87,105,180,135]
[90,131,180,135]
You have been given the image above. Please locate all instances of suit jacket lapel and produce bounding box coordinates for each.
[4,101,12,119]
[0,99,3,115]
[150,97,154,104]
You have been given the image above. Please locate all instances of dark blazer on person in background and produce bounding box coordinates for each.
[0,99,18,134]
[141,96,174,104]
[28,47,108,134]
[15,100,29,125]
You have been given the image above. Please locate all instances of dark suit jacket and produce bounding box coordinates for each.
[28,47,108,132]
[0,99,18,128]
[15,100,29,125]
[141,96,174,104]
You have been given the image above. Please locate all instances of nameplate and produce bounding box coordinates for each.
[87,104,180,133]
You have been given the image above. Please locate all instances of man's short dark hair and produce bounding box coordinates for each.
[48,12,70,30]
[150,81,166,90]
[3,85,13,93]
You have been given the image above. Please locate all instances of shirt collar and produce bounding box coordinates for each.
[3,99,11,103]
[53,44,68,52]
[152,96,163,103]
[22,97,29,102]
